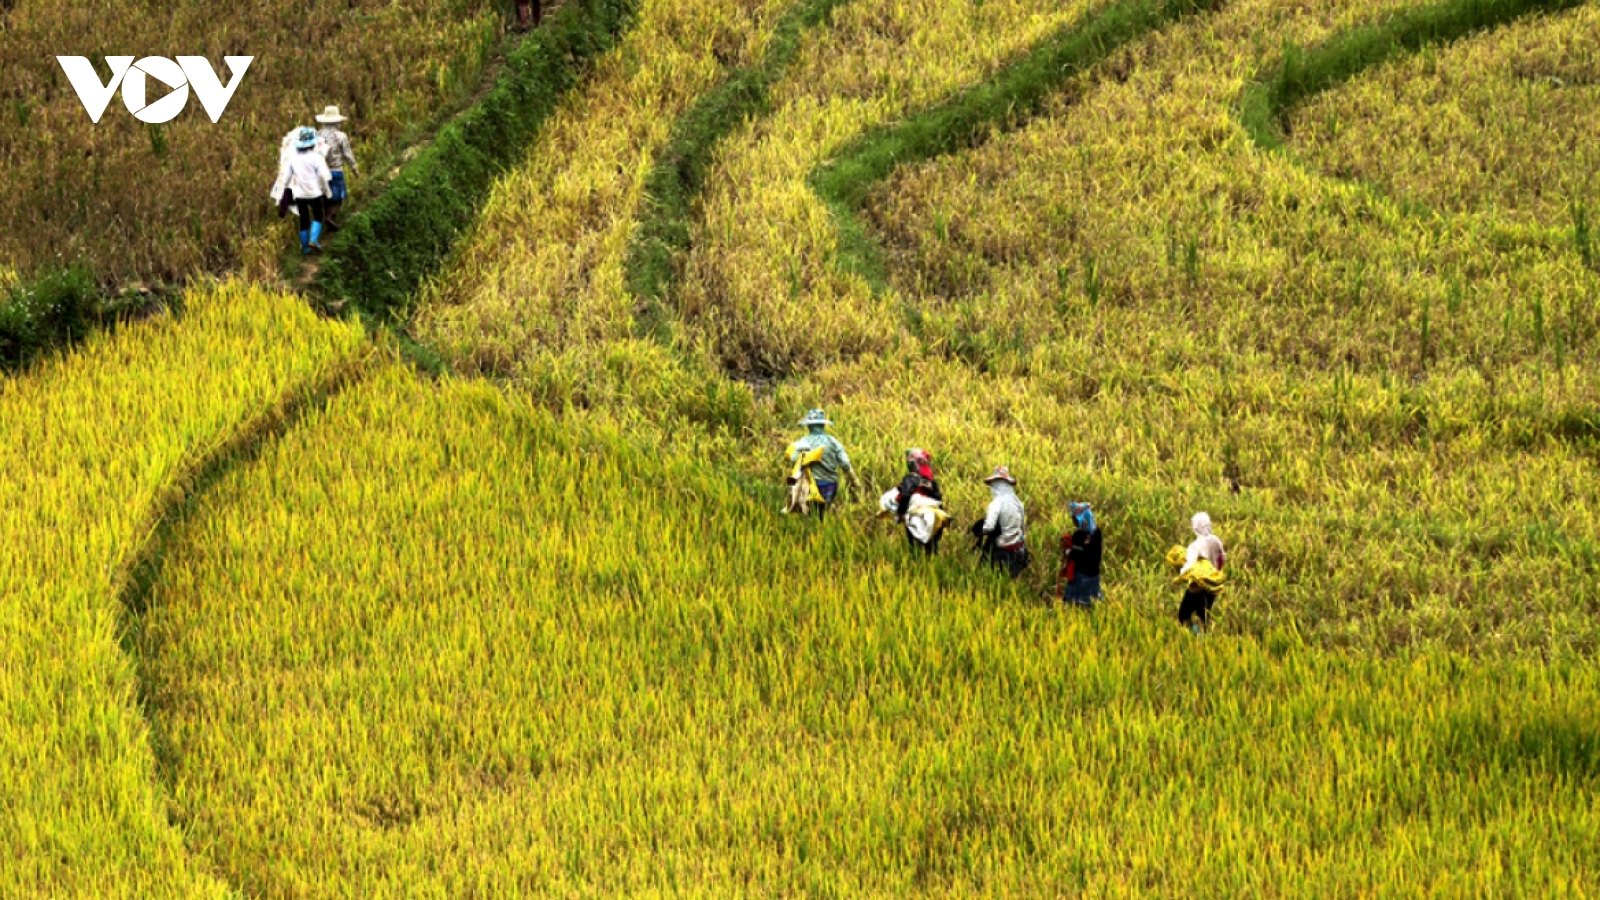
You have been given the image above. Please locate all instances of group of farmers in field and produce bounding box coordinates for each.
[786,409,1228,636]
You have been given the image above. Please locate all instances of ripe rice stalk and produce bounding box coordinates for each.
[0,281,368,897]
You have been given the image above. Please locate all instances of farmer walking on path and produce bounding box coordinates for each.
[1059,501,1103,607]
[973,466,1028,577]
[888,448,947,555]
[314,106,358,230]
[281,127,332,254]
[785,409,861,520]
[1170,511,1227,635]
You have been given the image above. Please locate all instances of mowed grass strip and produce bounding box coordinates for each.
[0,283,368,898]
[141,364,1600,896]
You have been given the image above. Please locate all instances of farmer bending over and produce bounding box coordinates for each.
[891,448,946,555]
[974,466,1028,577]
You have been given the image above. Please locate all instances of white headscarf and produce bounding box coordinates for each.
[1184,512,1224,573]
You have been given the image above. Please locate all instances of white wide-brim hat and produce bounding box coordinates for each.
[315,105,347,123]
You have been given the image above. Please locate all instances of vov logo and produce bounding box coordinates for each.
[56,56,253,124]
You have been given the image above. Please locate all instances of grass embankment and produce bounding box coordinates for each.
[0,283,368,898]
[625,0,860,320]
[317,0,636,329]
[138,364,1600,896]
[1236,0,1592,153]
[0,0,505,284]
[674,0,1093,377]
[411,0,787,426]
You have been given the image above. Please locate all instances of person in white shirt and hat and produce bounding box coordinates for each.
[273,127,332,254]
[314,105,358,229]
[973,466,1028,577]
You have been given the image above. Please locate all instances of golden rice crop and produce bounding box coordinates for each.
[13,0,1599,892]
[1292,3,1600,227]
[644,0,1600,654]
[675,0,1093,376]
[136,362,1600,897]
[0,0,503,283]
[0,282,367,898]
[415,0,788,375]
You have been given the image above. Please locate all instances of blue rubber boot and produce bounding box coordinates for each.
[299,230,310,254]
[309,221,324,252]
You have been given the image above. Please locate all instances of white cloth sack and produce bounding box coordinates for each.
[879,488,946,545]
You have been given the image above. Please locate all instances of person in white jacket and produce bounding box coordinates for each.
[271,127,332,254]
[973,466,1028,577]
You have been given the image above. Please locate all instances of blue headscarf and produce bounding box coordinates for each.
[1069,501,1096,533]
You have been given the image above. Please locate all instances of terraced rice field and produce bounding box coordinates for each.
[4,0,1599,895]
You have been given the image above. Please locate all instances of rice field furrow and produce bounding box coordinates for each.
[626,0,864,319]
[811,0,1230,297]
[0,283,368,897]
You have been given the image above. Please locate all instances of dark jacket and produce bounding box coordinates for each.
[1062,527,1102,579]
[894,473,942,522]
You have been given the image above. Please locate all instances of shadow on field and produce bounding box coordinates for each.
[1437,709,1600,783]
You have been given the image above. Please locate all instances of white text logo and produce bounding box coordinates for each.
[56,56,253,124]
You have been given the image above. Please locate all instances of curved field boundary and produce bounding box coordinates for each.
[117,355,375,867]
[809,0,1228,294]
[1238,0,1592,153]
[316,0,636,327]
[0,284,369,897]
[624,0,859,334]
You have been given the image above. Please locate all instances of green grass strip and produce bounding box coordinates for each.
[809,0,1227,294]
[0,265,156,373]
[624,0,857,337]
[317,0,637,326]
[1239,0,1591,152]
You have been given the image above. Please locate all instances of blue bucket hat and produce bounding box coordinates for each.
[295,126,317,149]
[797,409,833,427]
[1069,501,1096,533]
